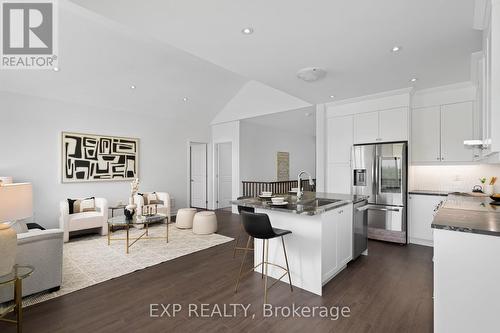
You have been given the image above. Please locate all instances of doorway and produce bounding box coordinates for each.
[215,142,232,209]
[189,142,207,209]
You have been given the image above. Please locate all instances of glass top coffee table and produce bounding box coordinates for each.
[0,265,34,333]
[107,214,168,253]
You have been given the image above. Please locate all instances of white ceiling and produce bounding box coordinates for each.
[242,106,316,137]
[69,0,482,104]
[0,1,246,122]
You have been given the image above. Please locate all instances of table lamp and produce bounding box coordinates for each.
[0,183,33,276]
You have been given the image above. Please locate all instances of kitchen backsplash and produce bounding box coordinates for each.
[409,164,500,193]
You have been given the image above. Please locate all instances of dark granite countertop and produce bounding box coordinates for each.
[432,194,500,237]
[231,192,368,216]
[409,190,450,197]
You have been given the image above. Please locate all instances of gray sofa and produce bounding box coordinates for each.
[0,226,64,303]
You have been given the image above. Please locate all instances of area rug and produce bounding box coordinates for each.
[4,224,233,309]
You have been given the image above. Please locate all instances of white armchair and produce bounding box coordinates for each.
[59,198,108,242]
[0,227,64,303]
[134,192,171,223]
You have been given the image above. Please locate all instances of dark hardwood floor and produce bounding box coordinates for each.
[0,211,433,333]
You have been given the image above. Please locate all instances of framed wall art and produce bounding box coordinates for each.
[61,132,139,183]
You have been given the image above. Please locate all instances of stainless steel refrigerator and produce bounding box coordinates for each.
[352,142,407,244]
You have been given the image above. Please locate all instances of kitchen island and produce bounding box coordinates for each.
[232,192,367,296]
[432,194,500,333]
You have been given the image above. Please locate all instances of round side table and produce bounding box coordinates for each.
[0,265,34,333]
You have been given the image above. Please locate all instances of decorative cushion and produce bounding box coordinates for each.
[138,192,159,206]
[67,197,96,214]
[149,200,164,205]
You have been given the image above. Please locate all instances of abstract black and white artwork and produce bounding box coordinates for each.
[61,132,139,182]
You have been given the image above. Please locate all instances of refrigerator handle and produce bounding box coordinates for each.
[375,151,380,198]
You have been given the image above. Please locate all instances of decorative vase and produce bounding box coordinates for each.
[484,185,495,196]
[0,223,17,276]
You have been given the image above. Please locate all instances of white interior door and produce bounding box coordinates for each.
[190,143,207,209]
[217,142,232,209]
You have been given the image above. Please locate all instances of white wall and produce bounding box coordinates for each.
[240,121,316,182]
[409,164,500,193]
[211,80,311,124]
[0,91,210,228]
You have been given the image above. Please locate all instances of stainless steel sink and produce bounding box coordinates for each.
[297,198,342,207]
[315,198,342,206]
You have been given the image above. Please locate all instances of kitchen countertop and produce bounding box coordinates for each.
[409,190,491,197]
[231,192,368,216]
[431,194,500,237]
[409,190,450,196]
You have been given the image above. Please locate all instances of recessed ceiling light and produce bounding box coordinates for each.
[329,95,335,99]
[53,67,59,72]
[305,112,312,117]
[183,97,189,102]
[241,27,254,35]
[410,77,418,82]
[130,85,136,89]
[391,46,402,53]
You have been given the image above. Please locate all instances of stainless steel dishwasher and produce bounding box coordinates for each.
[353,199,368,259]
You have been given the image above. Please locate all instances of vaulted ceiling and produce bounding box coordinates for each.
[1,0,482,121]
[69,0,482,103]
[0,1,247,122]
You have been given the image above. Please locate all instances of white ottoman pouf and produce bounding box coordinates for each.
[176,208,197,229]
[192,211,218,235]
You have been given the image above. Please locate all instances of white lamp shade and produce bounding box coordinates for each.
[0,183,33,222]
[0,177,13,184]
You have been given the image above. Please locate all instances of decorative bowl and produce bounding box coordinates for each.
[271,197,285,204]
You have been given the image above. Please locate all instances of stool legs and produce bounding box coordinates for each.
[233,222,253,258]
[232,224,242,258]
[282,236,293,292]
[234,236,293,304]
[234,235,252,293]
[262,239,266,279]
[263,239,269,304]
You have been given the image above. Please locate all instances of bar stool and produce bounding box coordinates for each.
[234,211,293,304]
[233,196,255,258]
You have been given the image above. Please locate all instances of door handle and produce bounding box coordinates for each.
[357,206,401,212]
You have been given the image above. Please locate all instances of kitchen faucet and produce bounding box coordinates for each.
[297,170,315,200]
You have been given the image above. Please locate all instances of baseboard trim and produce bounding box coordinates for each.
[409,237,433,247]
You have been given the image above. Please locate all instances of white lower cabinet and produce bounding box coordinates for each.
[408,194,445,246]
[434,229,500,333]
[336,206,353,266]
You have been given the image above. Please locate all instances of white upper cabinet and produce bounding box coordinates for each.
[354,108,408,144]
[354,111,379,144]
[412,106,441,162]
[379,107,408,142]
[411,101,475,163]
[327,115,353,164]
[441,102,474,162]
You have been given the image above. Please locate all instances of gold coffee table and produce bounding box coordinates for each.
[107,214,168,253]
[0,265,34,333]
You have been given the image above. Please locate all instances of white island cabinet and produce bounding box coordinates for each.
[254,203,353,296]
